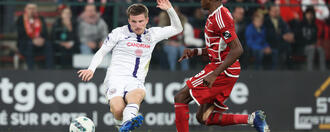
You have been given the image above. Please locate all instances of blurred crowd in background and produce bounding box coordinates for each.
[0,0,329,71]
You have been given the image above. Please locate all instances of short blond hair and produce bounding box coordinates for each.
[127,3,149,18]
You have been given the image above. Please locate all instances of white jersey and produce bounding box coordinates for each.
[88,7,183,83]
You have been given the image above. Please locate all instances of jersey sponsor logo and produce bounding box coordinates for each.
[127,42,150,48]
[135,49,143,57]
[222,31,231,40]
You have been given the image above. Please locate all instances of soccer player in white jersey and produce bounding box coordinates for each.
[77,0,182,131]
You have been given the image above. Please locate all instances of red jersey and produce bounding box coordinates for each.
[204,5,240,77]
[185,5,241,107]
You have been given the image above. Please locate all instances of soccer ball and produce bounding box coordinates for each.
[69,116,95,132]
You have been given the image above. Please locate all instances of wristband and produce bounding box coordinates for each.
[197,48,202,56]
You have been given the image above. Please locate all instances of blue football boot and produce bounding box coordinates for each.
[130,115,144,129]
[119,115,144,132]
[119,120,132,132]
[251,110,270,132]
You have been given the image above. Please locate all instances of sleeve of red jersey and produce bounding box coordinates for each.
[215,8,237,44]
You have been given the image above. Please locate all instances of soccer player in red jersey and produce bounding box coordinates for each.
[174,0,270,132]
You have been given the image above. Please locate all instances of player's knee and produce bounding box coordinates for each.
[196,112,206,125]
[110,108,123,119]
[135,89,146,96]
[174,92,184,103]
[197,111,214,125]
[174,86,192,104]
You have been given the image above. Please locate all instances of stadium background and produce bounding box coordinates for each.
[0,0,330,132]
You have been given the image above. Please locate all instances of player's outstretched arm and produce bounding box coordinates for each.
[156,0,172,10]
[156,0,183,38]
[77,44,112,82]
[178,48,207,62]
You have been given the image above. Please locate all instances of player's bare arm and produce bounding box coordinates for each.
[156,0,172,10]
[178,48,208,62]
[203,38,243,88]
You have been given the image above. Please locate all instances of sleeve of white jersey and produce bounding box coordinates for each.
[87,28,121,72]
[152,7,183,42]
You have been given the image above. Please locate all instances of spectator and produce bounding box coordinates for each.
[299,7,326,71]
[264,5,295,69]
[183,19,204,48]
[319,17,330,66]
[227,0,256,21]
[188,8,206,40]
[302,0,329,21]
[99,0,114,31]
[158,7,191,71]
[233,6,249,69]
[279,0,303,23]
[246,12,272,70]
[69,0,85,19]
[78,4,108,54]
[16,3,53,70]
[51,8,80,69]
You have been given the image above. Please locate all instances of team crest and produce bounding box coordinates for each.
[222,31,231,40]
[109,88,116,95]
[145,34,151,42]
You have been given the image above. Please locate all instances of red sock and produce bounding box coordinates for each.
[206,112,248,126]
[174,103,189,132]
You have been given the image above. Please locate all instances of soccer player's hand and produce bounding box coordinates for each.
[77,69,94,82]
[203,73,217,88]
[156,0,172,11]
[178,48,195,62]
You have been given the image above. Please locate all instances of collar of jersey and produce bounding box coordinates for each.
[128,24,148,35]
[208,4,223,18]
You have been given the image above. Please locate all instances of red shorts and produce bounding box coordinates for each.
[186,63,240,111]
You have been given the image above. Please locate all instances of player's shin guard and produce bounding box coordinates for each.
[206,112,248,126]
[122,103,139,123]
[174,103,189,132]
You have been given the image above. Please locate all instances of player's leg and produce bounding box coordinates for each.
[123,88,145,122]
[120,88,145,131]
[195,103,215,125]
[197,105,250,126]
[196,104,271,132]
[104,76,126,129]
[174,85,193,132]
[194,77,270,132]
[109,96,126,122]
[195,75,250,127]
[174,85,193,104]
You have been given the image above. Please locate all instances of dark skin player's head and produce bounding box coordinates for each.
[201,0,221,11]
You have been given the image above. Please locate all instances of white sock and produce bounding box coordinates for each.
[113,118,123,125]
[122,103,139,123]
[248,112,256,126]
